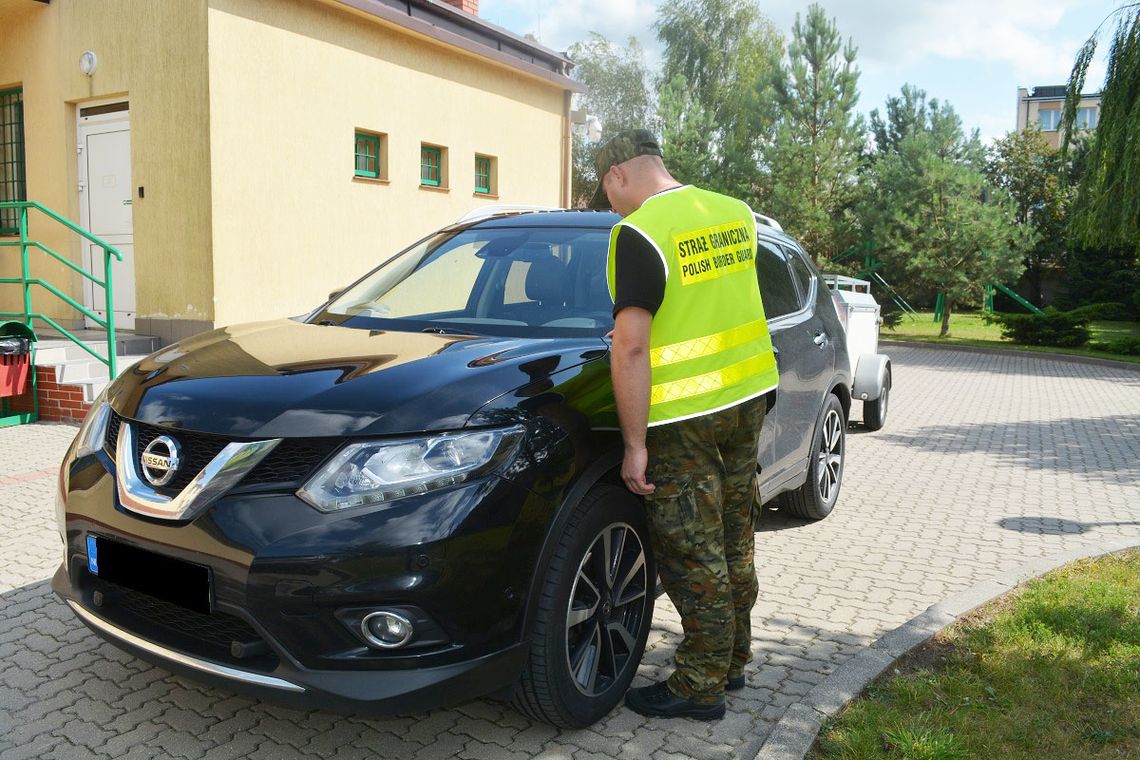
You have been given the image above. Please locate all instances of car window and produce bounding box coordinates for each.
[756,240,801,319]
[320,227,614,338]
[785,245,815,308]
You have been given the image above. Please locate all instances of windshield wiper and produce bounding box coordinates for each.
[421,327,470,335]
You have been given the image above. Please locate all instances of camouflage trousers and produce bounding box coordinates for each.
[644,394,766,704]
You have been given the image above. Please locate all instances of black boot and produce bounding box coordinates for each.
[625,680,725,721]
[726,674,745,691]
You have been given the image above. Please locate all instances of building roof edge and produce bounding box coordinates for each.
[331,0,584,92]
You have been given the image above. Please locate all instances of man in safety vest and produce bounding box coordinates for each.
[589,129,779,720]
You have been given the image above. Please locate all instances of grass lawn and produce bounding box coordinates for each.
[809,549,1140,760]
[883,312,1140,364]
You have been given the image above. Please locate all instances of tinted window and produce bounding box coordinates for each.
[785,246,815,307]
[756,241,801,318]
[319,226,614,337]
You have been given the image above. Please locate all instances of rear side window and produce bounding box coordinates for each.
[757,241,801,319]
[785,246,815,306]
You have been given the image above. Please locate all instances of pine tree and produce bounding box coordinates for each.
[866,133,1031,336]
[764,4,864,265]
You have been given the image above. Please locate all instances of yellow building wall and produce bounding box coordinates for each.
[0,1,73,326]
[0,0,213,328]
[206,0,566,327]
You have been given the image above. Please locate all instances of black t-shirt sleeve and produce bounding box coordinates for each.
[612,225,666,317]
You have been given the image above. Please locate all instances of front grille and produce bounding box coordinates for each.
[105,411,340,491]
[89,577,278,671]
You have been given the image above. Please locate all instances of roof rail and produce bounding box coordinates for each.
[753,213,784,233]
[457,205,563,224]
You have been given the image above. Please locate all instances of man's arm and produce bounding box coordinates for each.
[611,306,655,495]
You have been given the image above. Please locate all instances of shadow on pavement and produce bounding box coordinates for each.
[998,516,1140,535]
[876,414,1140,482]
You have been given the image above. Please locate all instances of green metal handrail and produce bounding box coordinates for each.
[0,201,122,379]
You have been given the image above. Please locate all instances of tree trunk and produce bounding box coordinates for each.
[940,298,952,337]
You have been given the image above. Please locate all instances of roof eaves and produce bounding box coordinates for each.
[331,0,585,92]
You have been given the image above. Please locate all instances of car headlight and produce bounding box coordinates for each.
[74,391,112,459]
[297,426,524,512]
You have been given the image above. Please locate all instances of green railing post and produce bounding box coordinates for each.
[19,205,31,327]
[103,246,117,379]
[933,292,944,323]
[0,200,123,392]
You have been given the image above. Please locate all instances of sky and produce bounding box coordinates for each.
[479,0,1119,143]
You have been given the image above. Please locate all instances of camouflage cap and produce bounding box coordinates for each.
[587,129,664,209]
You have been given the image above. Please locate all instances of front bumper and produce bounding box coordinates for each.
[53,565,527,713]
[54,444,551,713]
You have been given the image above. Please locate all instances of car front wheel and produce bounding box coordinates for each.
[511,484,655,727]
[781,394,846,520]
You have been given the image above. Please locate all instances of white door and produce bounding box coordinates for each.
[79,103,136,330]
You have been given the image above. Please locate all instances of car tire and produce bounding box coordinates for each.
[511,484,656,728]
[863,367,890,431]
[781,394,845,520]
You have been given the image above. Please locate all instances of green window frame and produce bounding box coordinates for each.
[354,131,381,178]
[474,156,492,194]
[420,146,442,187]
[0,88,26,236]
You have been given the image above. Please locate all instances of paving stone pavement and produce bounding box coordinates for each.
[2,346,1138,759]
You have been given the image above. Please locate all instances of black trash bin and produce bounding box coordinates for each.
[0,322,35,398]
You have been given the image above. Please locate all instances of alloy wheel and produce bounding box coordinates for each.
[564,522,649,697]
[817,409,844,503]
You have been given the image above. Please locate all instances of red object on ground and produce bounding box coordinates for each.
[0,354,31,397]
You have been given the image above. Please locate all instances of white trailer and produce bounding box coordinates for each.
[823,274,892,430]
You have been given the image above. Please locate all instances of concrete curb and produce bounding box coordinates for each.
[752,540,1140,760]
[879,339,1140,372]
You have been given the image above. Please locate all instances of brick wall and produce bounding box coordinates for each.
[7,366,91,422]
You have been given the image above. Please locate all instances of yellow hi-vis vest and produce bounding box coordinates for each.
[607,185,779,426]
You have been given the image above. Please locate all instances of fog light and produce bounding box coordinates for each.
[361,611,414,649]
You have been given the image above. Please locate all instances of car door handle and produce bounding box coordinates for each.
[813,332,828,348]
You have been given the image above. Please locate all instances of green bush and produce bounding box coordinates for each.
[1089,337,1140,356]
[987,308,1091,347]
[1068,302,1130,321]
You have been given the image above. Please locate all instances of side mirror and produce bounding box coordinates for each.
[328,286,347,301]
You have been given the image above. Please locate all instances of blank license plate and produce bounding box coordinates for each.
[86,534,211,614]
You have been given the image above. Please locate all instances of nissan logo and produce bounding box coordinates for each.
[141,435,181,487]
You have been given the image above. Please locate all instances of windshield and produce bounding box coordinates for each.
[313,225,616,338]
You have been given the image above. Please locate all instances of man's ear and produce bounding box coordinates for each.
[610,163,627,188]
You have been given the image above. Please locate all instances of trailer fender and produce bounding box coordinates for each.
[853,354,890,401]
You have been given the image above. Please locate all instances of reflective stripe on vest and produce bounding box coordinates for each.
[650,351,777,406]
[650,320,768,368]
[607,185,780,426]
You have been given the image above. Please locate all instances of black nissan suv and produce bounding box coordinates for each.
[54,208,851,727]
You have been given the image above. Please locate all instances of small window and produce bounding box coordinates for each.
[354,131,385,179]
[420,144,447,188]
[785,245,816,307]
[474,155,496,195]
[1076,107,1098,130]
[0,87,26,236]
[1038,109,1061,131]
[756,241,801,319]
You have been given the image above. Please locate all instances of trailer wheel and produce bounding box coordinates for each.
[863,367,890,431]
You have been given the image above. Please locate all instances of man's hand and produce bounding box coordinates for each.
[621,445,655,496]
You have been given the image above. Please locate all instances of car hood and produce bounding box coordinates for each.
[109,319,608,438]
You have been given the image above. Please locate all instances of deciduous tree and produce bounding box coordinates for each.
[985,125,1071,305]
[567,33,656,204]
[1063,3,1140,251]
[655,0,783,199]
